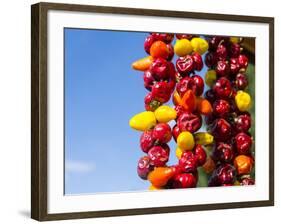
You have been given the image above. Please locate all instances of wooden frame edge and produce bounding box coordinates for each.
[31,3,48,221]
[36,2,274,23]
[268,18,274,204]
[31,2,274,221]
[40,200,273,221]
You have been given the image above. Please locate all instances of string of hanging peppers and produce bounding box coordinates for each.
[129,33,254,189]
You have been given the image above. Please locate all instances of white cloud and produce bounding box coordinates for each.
[65,160,95,174]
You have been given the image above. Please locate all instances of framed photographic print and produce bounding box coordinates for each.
[31,2,274,221]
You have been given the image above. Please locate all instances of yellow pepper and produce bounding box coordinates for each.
[191,37,209,55]
[177,131,195,151]
[175,147,184,159]
[174,39,193,57]
[234,180,241,186]
[194,132,214,145]
[154,105,177,123]
[129,111,156,131]
[205,70,217,87]
[148,185,162,190]
[230,37,241,44]
[235,90,251,112]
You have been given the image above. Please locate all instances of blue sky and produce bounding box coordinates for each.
[64,29,208,194]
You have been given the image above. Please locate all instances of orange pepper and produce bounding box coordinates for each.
[148,167,175,188]
[180,90,196,112]
[202,157,216,174]
[234,155,253,175]
[172,90,182,106]
[196,97,212,115]
[150,41,169,59]
[132,56,153,71]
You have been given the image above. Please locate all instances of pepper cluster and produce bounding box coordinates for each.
[130,33,215,190]
[169,35,214,188]
[130,33,177,190]
[203,36,255,186]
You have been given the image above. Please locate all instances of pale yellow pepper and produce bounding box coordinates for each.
[129,111,156,131]
[148,185,162,190]
[235,90,251,112]
[194,132,214,145]
[191,37,209,55]
[230,37,241,44]
[154,105,177,123]
[177,131,195,151]
[205,70,217,87]
[175,147,184,159]
[174,39,193,57]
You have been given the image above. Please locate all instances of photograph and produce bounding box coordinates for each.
[64,29,255,194]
